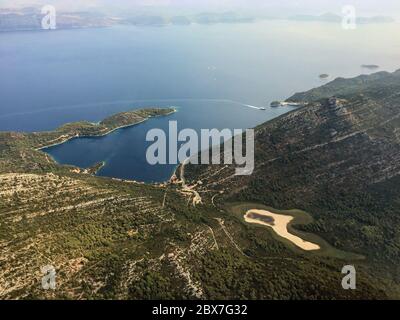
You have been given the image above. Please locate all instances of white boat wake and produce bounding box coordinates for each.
[242,104,263,110]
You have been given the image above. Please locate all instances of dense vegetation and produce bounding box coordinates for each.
[0,108,174,174]
[186,69,400,298]
[1,70,400,299]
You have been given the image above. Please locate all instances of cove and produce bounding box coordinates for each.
[43,100,295,183]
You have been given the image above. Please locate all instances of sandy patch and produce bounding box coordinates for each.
[244,209,320,251]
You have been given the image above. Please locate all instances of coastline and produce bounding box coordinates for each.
[37,108,177,151]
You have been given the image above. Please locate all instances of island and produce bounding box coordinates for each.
[270,101,282,107]
[319,74,329,79]
[289,13,394,24]
[361,64,380,70]
[170,16,192,25]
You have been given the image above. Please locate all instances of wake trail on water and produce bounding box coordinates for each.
[0,98,264,119]
[242,104,261,110]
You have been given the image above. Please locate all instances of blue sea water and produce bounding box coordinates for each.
[42,100,295,182]
[1,21,399,181]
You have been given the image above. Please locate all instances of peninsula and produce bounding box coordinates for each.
[1,71,400,300]
[0,107,175,174]
[35,107,176,150]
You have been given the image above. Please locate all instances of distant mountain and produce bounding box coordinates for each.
[125,15,166,26]
[290,12,341,22]
[3,7,393,33]
[0,12,42,31]
[0,8,119,31]
[0,8,257,31]
[289,12,395,24]
[357,16,395,24]
[193,12,255,24]
[287,70,400,102]
[169,16,192,25]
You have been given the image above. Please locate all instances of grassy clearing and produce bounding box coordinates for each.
[225,202,364,260]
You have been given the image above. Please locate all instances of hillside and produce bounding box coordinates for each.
[0,108,174,174]
[287,69,400,102]
[185,70,400,294]
[0,171,386,300]
[0,87,398,299]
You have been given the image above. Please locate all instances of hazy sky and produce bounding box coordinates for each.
[1,0,400,16]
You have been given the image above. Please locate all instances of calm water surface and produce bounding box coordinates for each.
[1,21,399,181]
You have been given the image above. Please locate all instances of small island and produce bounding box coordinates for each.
[319,74,329,79]
[361,64,380,70]
[270,101,282,107]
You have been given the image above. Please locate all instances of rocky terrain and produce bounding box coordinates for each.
[185,70,400,296]
[1,72,400,299]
